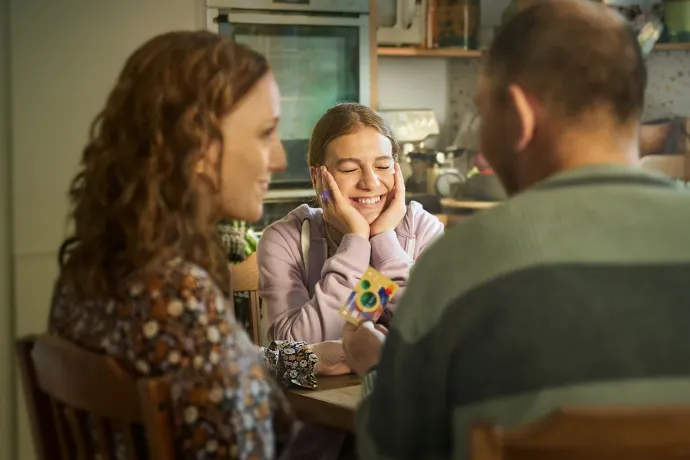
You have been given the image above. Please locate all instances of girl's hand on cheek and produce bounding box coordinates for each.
[370,163,406,236]
[319,167,370,239]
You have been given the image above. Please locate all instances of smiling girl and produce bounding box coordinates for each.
[258,103,445,345]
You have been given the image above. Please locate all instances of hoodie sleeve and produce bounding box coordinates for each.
[258,217,371,344]
[369,204,445,310]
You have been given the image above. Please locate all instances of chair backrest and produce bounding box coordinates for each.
[470,406,690,460]
[16,334,176,460]
[231,252,263,345]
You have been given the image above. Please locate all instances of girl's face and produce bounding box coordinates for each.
[322,127,395,224]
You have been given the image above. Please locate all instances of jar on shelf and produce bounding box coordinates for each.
[663,0,690,43]
[432,0,480,49]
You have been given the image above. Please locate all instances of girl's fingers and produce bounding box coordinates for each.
[393,163,405,201]
[320,168,336,210]
[313,167,322,194]
[315,168,328,208]
[319,168,330,204]
[322,168,346,204]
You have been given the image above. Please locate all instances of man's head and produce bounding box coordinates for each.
[476,0,646,195]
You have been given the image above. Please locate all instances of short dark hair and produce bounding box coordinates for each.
[485,0,646,123]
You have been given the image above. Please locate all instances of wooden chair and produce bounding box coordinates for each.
[231,252,264,345]
[470,406,690,460]
[16,334,176,460]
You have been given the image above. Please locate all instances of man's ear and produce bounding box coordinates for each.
[507,84,536,152]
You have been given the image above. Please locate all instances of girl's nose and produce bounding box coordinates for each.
[359,168,380,190]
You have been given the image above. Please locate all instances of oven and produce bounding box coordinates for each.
[207,0,371,196]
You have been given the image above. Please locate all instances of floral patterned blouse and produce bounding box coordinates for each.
[49,258,318,459]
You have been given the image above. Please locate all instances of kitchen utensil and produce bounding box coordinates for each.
[378,109,441,143]
[432,0,480,49]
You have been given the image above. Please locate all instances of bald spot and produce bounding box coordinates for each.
[485,0,646,123]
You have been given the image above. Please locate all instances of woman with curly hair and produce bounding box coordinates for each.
[49,31,348,459]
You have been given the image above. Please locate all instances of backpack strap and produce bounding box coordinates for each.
[300,218,330,297]
[300,219,311,281]
[403,203,416,258]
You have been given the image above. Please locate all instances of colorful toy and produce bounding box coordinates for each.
[338,267,399,326]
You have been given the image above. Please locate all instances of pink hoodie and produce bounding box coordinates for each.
[258,201,444,343]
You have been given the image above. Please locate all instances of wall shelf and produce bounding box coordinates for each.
[654,42,690,51]
[378,42,690,58]
[377,47,482,58]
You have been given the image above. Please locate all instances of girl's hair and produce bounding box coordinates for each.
[58,31,269,299]
[307,102,400,167]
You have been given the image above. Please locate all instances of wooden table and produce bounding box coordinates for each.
[440,198,499,210]
[286,374,361,433]
[438,199,500,227]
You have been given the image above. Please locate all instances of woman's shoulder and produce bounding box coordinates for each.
[124,258,223,301]
[49,258,228,350]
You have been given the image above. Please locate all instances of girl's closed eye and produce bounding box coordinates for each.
[338,163,359,173]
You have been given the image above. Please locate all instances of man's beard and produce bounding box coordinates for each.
[489,155,519,197]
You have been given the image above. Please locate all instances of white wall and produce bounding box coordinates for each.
[10,1,205,458]
[0,0,13,458]
[374,0,509,146]
[377,57,450,143]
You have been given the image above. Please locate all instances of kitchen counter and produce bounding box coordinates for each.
[406,193,442,213]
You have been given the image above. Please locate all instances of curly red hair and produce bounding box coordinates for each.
[59,31,269,299]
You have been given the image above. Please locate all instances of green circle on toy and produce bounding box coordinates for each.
[359,291,377,309]
[360,280,371,290]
